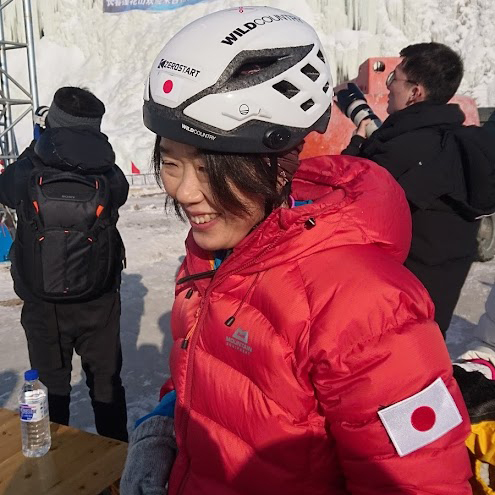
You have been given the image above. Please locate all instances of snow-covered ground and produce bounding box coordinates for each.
[0,182,493,434]
[0,183,188,431]
[3,0,495,173]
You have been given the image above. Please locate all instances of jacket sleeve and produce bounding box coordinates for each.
[0,158,33,208]
[160,378,175,400]
[309,310,472,493]
[0,161,21,208]
[341,135,367,156]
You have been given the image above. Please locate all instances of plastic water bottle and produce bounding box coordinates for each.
[19,369,51,457]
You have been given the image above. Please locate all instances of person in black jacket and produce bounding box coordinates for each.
[342,42,483,337]
[0,87,129,441]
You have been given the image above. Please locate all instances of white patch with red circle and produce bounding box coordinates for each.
[158,73,184,103]
[378,377,463,457]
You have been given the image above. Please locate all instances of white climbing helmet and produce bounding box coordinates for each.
[143,6,333,153]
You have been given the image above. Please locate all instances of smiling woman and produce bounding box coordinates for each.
[155,137,277,251]
[152,134,286,223]
[121,6,473,495]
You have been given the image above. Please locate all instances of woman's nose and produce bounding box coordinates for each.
[175,169,204,205]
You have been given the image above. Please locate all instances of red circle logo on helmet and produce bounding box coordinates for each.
[163,80,174,94]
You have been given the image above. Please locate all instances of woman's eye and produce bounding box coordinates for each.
[161,159,177,167]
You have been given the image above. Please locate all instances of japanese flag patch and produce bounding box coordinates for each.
[378,377,463,457]
[157,72,185,103]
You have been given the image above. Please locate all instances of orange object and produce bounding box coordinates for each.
[96,205,104,217]
[32,201,39,213]
[302,57,480,159]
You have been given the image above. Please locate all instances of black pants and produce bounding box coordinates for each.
[20,291,128,442]
[405,257,473,337]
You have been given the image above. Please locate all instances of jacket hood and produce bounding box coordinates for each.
[183,155,412,283]
[375,102,465,142]
[34,127,116,174]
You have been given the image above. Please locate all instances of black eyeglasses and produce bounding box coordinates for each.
[386,70,417,88]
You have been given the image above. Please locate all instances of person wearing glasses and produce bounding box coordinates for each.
[343,42,481,337]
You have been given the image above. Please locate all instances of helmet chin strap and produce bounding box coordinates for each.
[268,156,288,189]
[277,169,289,189]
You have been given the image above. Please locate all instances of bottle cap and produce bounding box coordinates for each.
[24,369,39,381]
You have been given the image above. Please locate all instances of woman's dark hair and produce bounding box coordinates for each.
[152,136,289,219]
[399,42,463,104]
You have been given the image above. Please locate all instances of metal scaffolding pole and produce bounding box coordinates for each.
[0,0,38,166]
[23,0,37,111]
[0,4,14,165]
[0,0,38,239]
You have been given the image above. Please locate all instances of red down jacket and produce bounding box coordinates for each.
[164,155,472,494]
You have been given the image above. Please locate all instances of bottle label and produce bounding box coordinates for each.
[20,390,48,422]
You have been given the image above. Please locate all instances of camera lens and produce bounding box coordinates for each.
[335,83,382,137]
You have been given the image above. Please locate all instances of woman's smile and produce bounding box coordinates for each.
[188,212,220,225]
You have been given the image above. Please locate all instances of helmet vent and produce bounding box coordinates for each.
[273,80,300,99]
[301,64,319,82]
[323,81,330,93]
[317,50,325,63]
[301,99,315,112]
[234,57,281,78]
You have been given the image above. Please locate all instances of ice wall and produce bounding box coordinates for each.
[1,0,494,172]
[4,0,495,91]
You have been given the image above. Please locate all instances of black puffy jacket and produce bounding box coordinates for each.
[343,102,484,265]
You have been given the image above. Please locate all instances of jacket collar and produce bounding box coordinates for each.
[182,155,412,289]
[375,102,465,142]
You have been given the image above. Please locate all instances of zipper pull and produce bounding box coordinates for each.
[182,309,200,351]
[225,316,236,327]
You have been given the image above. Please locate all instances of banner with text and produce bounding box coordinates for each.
[104,0,214,13]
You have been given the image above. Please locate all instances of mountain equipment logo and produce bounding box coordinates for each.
[226,327,253,355]
[233,328,248,343]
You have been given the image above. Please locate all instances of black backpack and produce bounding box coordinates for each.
[16,161,124,302]
[451,125,495,219]
[397,125,495,220]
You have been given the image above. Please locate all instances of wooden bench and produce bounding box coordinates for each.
[0,408,127,495]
